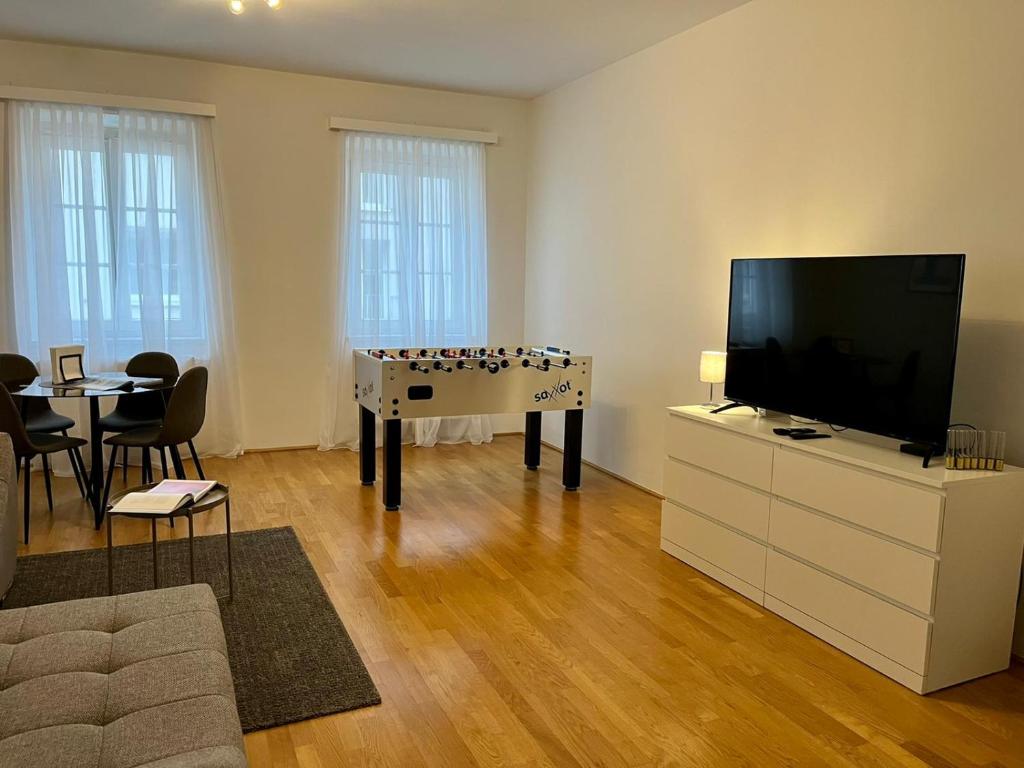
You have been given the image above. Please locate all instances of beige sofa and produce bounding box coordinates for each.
[0,584,248,768]
[0,438,247,768]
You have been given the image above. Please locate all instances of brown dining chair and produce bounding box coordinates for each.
[101,367,208,513]
[96,351,179,483]
[0,353,89,504]
[0,384,89,543]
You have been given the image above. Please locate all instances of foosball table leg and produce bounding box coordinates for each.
[359,405,376,486]
[562,409,584,491]
[383,418,402,511]
[525,411,542,470]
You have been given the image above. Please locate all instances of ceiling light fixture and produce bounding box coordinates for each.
[228,0,245,14]
[266,0,283,9]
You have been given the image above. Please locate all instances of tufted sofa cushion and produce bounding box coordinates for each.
[0,584,247,768]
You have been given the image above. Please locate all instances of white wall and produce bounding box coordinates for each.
[525,0,1024,651]
[0,39,530,448]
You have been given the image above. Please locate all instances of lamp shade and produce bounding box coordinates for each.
[699,350,727,384]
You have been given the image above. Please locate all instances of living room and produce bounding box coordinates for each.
[2,1,1023,766]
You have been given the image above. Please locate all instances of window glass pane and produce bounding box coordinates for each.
[344,135,485,346]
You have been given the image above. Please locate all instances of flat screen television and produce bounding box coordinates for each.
[724,254,965,449]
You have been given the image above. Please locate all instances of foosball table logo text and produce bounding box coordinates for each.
[534,376,573,403]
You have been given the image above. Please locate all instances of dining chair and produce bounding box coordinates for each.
[0,353,89,503]
[96,351,180,483]
[0,385,89,544]
[101,367,209,513]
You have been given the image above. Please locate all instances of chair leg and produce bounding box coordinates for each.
[123,447,129,484]
[68,438,89,499]
[41,454,54,512]
[72,447,90,501]
[143,448,152,484]
[187,440,205,481]
[61,430,87,499]
[102,445,119,515]
[160,447,169,480]
[169,445,187,479]
[67,448,86,498]
[23,456,31,545]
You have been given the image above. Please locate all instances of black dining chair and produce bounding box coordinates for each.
[0,384,89,544]
[101,367,209,513]
[0,353,89,503]
[96,351,179,483]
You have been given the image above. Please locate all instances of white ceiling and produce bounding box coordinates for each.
[0,0,748,98]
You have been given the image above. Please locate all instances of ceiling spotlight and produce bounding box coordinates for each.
[228,0,245,14]
[266,0,283,8]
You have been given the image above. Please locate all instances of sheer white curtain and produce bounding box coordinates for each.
[0,101,13,351]
[320,131,491,449]
[6,101,242,456]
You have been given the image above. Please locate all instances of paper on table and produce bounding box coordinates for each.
[149,479,217,502]
[111,492,192,515]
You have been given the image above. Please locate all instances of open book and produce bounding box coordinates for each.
[58,377,136,391]
[111,480,218,515]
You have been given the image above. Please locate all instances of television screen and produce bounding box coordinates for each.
[724,254,965,448]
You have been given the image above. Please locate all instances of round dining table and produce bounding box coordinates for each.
[9,372,176,528]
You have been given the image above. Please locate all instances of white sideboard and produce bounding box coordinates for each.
[660,405,1024,693]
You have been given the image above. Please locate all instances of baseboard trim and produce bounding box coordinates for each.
[238,435,663,502]
[246,444,317,453]
[244,431,528,455]
[540,439,662,499]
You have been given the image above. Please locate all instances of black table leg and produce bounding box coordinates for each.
[562,409,584,491]
[360,405,376,486]
[89,397,104,528]
[151,518,159,588]
[187,512,195,584]
[525,411,542,470]
[383,418,401,511]
[107,513,114,596]
[225,498,233,601]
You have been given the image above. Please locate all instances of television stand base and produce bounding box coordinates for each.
[900,442,937,469]
[709,402,748,415]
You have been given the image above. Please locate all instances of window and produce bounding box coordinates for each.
[57,143,114,326]
[9,102,214,363]
[121,151,184,324]
[343,133,487,347]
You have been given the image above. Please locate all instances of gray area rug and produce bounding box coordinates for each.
[3,526,381,732]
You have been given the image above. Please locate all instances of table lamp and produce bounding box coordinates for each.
[699,350,726,408]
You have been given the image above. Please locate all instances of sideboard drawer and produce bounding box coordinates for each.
[661,501,766,589]
[666,415,773,490]
[768,499,938,614]
[765,550,931,674]
[664,458,770,540]
[772,449,944,551]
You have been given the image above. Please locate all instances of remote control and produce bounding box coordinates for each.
[790,432,832,440]
[773,427,817,436]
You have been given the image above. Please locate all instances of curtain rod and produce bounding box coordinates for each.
[328,116,498,144]
[0,86,216,117]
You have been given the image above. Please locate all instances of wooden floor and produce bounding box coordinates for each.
[16,436,1024,767]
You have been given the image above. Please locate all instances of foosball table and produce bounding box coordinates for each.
[354,346,592,510]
